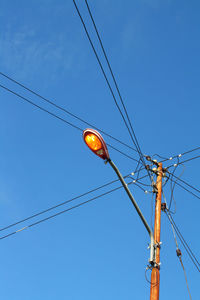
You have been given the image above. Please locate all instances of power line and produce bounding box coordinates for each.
[0,173,134,233]
[84,0,147,169]
[169,173,200,195]
[163,192,200,272]
[179,256,193,300]
[167,175,200,201]
[180,147,200,157]
[168,157,180,211]
[166,155,200,168]
[0,83,139,162]
[164,205,192,299]
[165,212,200,272]
[0,172,149,234]
[107,144,139,162]
[0,180,135,241]
[0,84,83,131]
[0,71,138,154]
[72,0,146,165]
[169,213,200,269]
[154,146,200,163]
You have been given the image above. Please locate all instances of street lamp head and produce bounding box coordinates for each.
[83,128,110,160]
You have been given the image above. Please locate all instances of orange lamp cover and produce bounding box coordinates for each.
[83,128,110,160]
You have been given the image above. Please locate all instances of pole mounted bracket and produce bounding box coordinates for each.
[152,183,158,193]
[153,262,161,270]
[147,241,157,266]
[154,241,162,249]
[161,203,167,211]
[176,248,182,257]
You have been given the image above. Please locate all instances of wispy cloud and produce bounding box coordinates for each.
[0,25,85,82]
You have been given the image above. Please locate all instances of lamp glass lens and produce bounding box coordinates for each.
[85,133,102,151]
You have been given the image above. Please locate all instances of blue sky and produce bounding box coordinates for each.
[0,0,199,299]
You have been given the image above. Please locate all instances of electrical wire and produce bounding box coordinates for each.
[180,147,200,157]
[163,193,200,272]
[152,153,169,160]
[165,213,200,274]
[73,0,150,178]
[72,0,135,147]
[0,180,135,241]
[0,173,132,233]
[0,71,138,154]
[131,181,151,193]
[169,173,200,195]
[164,208,200,272]
[166,155,200,169]
[168,160,184,212]
[84,0,147,170]
[0,83,139,162]
[162,193,193,299]
[160,147,200,163]
[167,175,200,201]
[107,144,139,162]
[0,172,149,235]
[152,147,200,164]
[179,256,193,300]
[144,266,159,287]
[169,214,200,270]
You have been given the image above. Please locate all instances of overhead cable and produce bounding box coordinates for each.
[163,199,192,299]
[0,71,138,154]
[84,0,147,170]
[0,174,131,232]
[163,192,200,272]
[168,160,185,213]
[165,212,200,272]
[0,172,149,234]
[72,0,148,172]
[0,83,139,162]
[160,147,200,163]
[0,180,135,241]
[166,155,200,169]
[169,213,200,270]
[167,175,200,201]
[170,173,200,195]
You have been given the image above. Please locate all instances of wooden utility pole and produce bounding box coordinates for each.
[150,162,162,300]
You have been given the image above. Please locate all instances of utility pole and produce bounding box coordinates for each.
[83,129,164,298]
[150,162,163,300]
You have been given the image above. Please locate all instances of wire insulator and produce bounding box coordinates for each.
[145,155,151,161]
[176,248,182,257]
[161,203,167,211]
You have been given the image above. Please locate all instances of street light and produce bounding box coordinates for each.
[83,128,155,264]
[83,129,110,160]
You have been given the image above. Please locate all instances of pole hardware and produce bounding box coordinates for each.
[153,262,161,270]
[145,155,159,167]
[145,164,150,171]
[176,248,182,257]
[154,242,162,249]
[161,203,167,211]
[152,183,158,193]
[152,167,158,175]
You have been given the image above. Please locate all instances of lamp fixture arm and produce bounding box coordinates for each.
[108,159,155,264]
